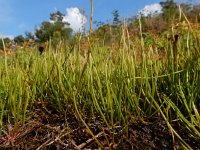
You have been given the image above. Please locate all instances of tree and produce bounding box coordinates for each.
[35,11,72,43]
[93,22,112,45]
[160,0,178,23]
[112,10,121,26]
[191,4,200,22]
[14,35,25,46]
[25,31,35,41]
[50,11,64,23]
[0,38,12,50]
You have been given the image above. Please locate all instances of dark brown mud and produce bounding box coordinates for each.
[0,105,200,150]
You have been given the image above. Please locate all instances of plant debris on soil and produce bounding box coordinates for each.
[0,105,200,150]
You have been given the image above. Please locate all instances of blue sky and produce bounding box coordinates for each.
[0,0,198,38]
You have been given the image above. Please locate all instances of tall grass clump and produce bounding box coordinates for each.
[0,20,199,148]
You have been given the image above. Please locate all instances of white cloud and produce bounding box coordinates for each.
[0,34,14,40]
[63,7,87,32]
[138,3,162,17]
[4,35,14,40]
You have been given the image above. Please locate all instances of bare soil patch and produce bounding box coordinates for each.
[0,105,200,150]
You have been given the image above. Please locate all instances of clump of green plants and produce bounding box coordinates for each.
[0,20,199,148]
[0,0,200,148]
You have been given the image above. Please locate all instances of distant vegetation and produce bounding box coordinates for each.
[0,0,200,52]
[0,0,200,149]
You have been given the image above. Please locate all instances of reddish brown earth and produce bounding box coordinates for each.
[0,105,200,150]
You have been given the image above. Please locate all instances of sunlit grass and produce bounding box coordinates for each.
[0,23,199,148]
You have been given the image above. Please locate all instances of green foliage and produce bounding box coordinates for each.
[191,4,200,22]
[93,23,112,45]
[92,10,122,46]
[130,1,200,35]
[112,10,121,26]
[25,31,35,41]
[0,38,13,50]
[1,1,200,148]
[160,0,178,22]
[50,11,65,23]
[35,11,72,43]
[14,35,25,45]
[0,26,200,129]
